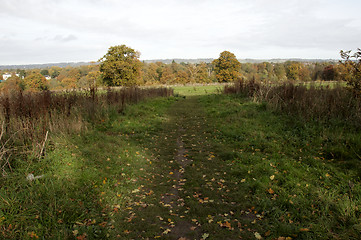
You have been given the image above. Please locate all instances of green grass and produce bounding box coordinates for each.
[299,80,347,89]
[1,89,360,239]
[199,94,361,239]
[173,84,223,96]
[0,96,178,239]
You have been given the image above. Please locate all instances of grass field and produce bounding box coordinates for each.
[0,85,360,239]
[172,84,224,96]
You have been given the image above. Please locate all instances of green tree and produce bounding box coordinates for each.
[99,45,142,86]
[212,51,241,82]
[50,66,61,78]
[274,63,287,81]
[40,69,49,76]
[24,73,49,91]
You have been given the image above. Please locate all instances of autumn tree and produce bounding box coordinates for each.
[175,70,189,84]
[212,51,241,82]
[23,72,49,91]
[159,65,175,84]
[322,65,336,81]
[99,45,142,86]
[340,48,361,96]
[274,64,287,81]
[142,63,159,85]
[49,66,61,78]
[195,62,211,83]
[78,71,101,88]
[286,62,300,81]
[1,75,24,93]
[299,65,311,81]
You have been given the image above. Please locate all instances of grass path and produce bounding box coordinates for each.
[115,94,361,239]
[2,89,360,239]
[116,96,260,239]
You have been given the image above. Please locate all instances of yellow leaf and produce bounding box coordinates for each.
[300,228,309,232]
[241,179,246,183]
[163,229,171,234]
[254,232,262,239]
[270,175,275,180]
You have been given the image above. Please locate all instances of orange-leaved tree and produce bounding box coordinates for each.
[212,51,241,82]
[24,72,49,91]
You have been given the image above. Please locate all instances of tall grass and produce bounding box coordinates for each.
[225,79,361,129]
[0,87,173,175]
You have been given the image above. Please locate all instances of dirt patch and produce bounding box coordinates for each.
[167,131,199,240]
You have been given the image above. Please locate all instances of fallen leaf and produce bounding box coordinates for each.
[268,188,275,194]
[270,175,275,180]
[163,229,171,234]
[254,232,262,239]
[202,233,210,239]
[300,228,309,232]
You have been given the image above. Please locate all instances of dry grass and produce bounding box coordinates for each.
[225,79,361,129]
[0,86,173,174]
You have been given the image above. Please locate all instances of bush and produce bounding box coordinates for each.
[340,48,361,97]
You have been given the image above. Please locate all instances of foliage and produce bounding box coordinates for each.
[322,65,336,81]
[40,69,49,76]
[212,51,241,82]
[340,48,361,96]
[286,62,300,80]
[23,72,49,91]
[99,45,142,86]
[77,71,101,88]
[0,75,25,93]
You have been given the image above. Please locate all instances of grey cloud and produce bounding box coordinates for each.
[53,34,77,42]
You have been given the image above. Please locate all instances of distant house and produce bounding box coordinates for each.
[2,73,20,81]
[45,75,52,80]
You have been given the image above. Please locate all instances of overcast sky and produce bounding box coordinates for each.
[0,0,360,65]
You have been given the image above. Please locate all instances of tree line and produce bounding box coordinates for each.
[0,45,355,92]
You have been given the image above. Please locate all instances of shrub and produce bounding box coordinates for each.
[340,49,361,97]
